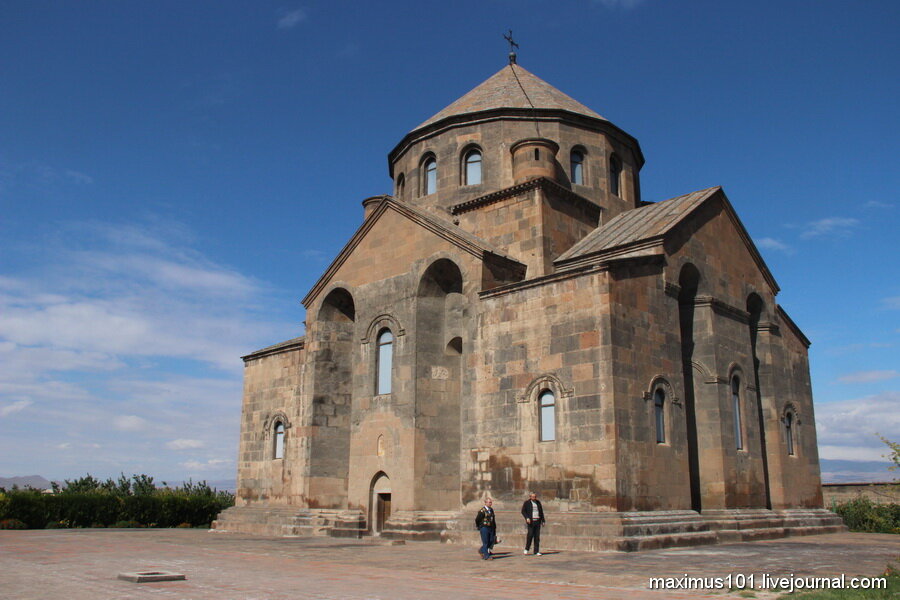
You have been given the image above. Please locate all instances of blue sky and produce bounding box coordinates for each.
[1,0,897,484]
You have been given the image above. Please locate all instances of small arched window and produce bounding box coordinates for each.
[464,149,482,185]
[654,388,666,443]
[732,377,743,450]
[423,157,437,195]
[273,421,285,459]
[539,390,556,441]
[570,149,584,185]
[609,154,622,196]
[785,411,795,456]
[376,329,393,395]
[396,173,405,200]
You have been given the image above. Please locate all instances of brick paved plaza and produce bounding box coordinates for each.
[1,529,897,599]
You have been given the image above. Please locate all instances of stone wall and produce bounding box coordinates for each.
[237,341,307,506]
[822,482,898,506]
[466,269,615,510]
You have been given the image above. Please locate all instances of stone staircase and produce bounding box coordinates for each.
[447,508,845,552]
[212,505,365,538]
[380,511,461,542]
[213,505,845,552]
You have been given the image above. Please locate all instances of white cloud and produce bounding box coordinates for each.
[883,296,900,310]
[864,200,892,208]
[166,439,205,450]
[757,237,791,252]
[800,217,860,239]
[837,370,899,384]
[180,458,230,471]
[113,415,149,432]
[0,219,290,480]
[816,392,900,461]
[277,8,307,29]
[300,249,328,262]
[0,221,284,370]
[0,399,32,417]
[64,169,93,184]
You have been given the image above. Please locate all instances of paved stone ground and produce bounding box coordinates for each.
[1,530,897,599]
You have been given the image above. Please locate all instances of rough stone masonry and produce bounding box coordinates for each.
[213,62,843,551]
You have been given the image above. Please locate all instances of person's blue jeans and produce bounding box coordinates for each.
[479,526,494,558]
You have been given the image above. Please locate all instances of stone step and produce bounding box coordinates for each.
[215,506,846,552]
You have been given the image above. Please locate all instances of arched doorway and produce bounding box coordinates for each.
[370,472,392,534]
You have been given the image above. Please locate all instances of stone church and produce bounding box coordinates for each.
[213,60,842,550]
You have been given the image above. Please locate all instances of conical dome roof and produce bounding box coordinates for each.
[415,63,606,131]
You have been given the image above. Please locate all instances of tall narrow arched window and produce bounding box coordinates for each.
[464,149,482,185]
[396,173,405,200]
[273,421,285,459]
[785,412,795,455]
[376,329,393,395]
[539,390,556,441]
[423,157,437,195]
[570,149,584,185]
[654,388,666,443]
[609,154,622,196]
[732,376,743,450]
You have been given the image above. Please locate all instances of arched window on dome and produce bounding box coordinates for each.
[376,328,394,395]
[463,148,482,185]
[609,154,622,196]
[570,148,585,185]
[422,156,437,196]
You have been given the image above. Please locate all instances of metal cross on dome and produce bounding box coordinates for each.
[503,30,519,64]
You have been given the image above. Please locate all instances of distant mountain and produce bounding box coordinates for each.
[0,475,54,490]
[819,459,895,483]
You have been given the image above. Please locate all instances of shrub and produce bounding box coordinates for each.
[111,520,142,528]
[833,497,900,534]
[0,518,27,529]
[0,474,234,529]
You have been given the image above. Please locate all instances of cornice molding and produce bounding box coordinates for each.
[242,338,305,362]
[449,176,601,217]
[479,263,606,299]
[693,296,751,324]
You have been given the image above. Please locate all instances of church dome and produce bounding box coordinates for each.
[388,62,643,216]
[414,63,608,131]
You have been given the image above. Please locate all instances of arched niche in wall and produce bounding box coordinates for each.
[308,286,356,502]
[414,257,465,510]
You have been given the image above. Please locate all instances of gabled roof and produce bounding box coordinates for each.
[301,196,526,308]
[555,186,780,293]
[416,63,606,130]
[557,187,721,261]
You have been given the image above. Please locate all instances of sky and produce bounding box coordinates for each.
[1,0,897,485]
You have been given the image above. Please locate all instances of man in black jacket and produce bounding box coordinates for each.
[521,492,545,555]
[475,497,497,560]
